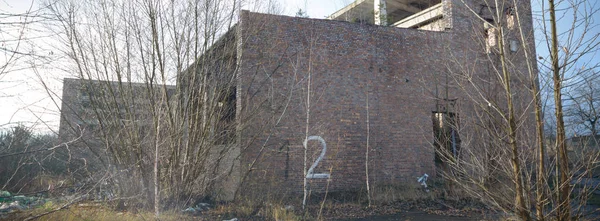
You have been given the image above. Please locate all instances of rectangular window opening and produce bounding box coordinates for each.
[215,87,236,145]
[433,111,460,169]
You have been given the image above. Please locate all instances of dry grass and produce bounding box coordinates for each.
[5,205,200,221]
[2,182,474,221]
[226,196,302,221]
[3,198,304,221]
[371,183,436,204]
[266,205,301,221]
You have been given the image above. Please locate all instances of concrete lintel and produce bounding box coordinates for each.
[393,3,443,28]
[386,0,421,14]
[327,0,369,20]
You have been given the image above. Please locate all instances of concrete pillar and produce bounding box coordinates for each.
[374,0,387,25]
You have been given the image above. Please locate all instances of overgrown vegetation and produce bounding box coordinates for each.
[434,0,600,220]
[0,125,73,194]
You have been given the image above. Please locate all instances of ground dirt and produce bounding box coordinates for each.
[4,197,598,220]
[1,198,490,221]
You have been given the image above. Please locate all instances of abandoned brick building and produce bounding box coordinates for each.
[58,78,176,173]
[175,0,538,199]
[59,0,537,200]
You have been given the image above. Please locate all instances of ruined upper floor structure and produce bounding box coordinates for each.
[329,0,446,30]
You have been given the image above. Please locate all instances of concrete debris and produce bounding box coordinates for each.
[182,203,211,215]
[0,191,10,198]
[284,205,294,211]
[0,190,46,215]
[182,207,197,212]
[0,201,24,213]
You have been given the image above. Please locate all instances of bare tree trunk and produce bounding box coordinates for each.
[534,65,547,221]
[512,1,548,218]
[302,48,312,210]
[365,83,371,207]
[497,24,531,221]
[548,1,571,220]
[154,112,160,217]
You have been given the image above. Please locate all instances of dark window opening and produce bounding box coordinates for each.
[80,90,91,108]
[215,87,236,145]
[433,111,460,168]
[478,4,496,24]
[505,6,515,29]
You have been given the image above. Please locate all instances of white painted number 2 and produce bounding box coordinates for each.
[304,136,330,179]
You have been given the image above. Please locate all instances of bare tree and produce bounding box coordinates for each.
[566,73,600,137]
[436,0,599,220]
[47,0,239,210]
[45,0,294,214]
[0,0,44,77]
[540,0,600,219]
[0,0,84,200]
[1,0,57,129]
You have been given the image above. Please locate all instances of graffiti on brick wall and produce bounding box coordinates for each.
[304,136,330,179]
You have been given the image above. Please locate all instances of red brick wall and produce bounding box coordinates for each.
[236,0,537,195]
